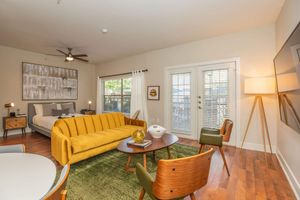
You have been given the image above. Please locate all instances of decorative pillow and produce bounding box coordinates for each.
[34,104,43,116]
[61,103,75,114]
[42,104,57,116]
[52,108,69,116]
[56,104,62,110]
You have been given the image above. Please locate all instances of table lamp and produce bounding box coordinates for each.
[4,102,15,117]
[241,77,275,153]
[88,101,92,111]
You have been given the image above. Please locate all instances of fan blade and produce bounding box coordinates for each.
[56,49,68,56]
[73,54,88,57]
[45,54,65,57]
[74,57,89,62]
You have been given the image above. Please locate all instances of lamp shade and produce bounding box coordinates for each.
[277,73,300,92]
[244,77,275,94]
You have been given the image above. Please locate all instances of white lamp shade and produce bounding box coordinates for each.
[277,73,300,92]
[244,77,275,94]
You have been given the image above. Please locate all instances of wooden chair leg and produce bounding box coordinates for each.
[219,147,230,176]
[198,144,204,154]
[139,188,145,200]
[61,190,67,200]
[190,192,196,200]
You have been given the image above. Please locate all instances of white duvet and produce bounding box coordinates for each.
[32,114,83,130]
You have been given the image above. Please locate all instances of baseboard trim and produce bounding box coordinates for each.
[277,149,300,200]
[240,142,276,153]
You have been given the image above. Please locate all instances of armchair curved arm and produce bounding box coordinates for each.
[124,117,147,132]
[136,163,157,200]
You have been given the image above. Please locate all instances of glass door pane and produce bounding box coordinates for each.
[171,73,192,133]
[202,69,229,128]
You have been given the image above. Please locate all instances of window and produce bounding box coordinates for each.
[202,69,229,128]
[171,73,192,132]
[103,77,132,114]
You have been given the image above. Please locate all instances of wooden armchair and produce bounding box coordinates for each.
[42,163,70,200]
[136,148,214,200]
[199,119,233,176]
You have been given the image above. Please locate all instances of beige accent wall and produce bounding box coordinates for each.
[96,25,277,150]
[275,0,300,197]
[0,45,96,136]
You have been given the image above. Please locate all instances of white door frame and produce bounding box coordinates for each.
[164,57,241,146]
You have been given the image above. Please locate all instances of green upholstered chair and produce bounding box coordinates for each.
[0,144,25,153]
[199,119,233,176]
[136,148,214,200]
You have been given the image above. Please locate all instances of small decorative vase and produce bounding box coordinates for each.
[132,129,145,143]
[148,125,166,138]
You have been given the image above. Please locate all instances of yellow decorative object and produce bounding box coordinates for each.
[132,129,145,143]
[51,112,147,165]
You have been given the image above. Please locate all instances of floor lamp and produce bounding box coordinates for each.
[241,77,275,153]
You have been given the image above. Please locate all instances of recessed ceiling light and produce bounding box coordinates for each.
[101,28,108,34]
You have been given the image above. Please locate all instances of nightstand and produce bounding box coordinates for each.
[3,116,27,138]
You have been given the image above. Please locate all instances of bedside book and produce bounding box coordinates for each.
[127,139,152,148]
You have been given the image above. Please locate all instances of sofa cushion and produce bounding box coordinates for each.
[99,128,133,139]
[71,133,116,154]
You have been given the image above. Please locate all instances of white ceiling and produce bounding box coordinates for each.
[0,0,284,64]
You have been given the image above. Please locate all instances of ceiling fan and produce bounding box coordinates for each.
[56,48,89,62]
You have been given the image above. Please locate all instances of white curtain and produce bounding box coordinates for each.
[96,78,103,114]
[130,71,148,122]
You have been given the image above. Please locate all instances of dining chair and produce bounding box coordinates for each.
[136,148,214,200]
[42,163,70,200]
[0,144,25,153]
[132,110,141,120]
[199,119,233,176]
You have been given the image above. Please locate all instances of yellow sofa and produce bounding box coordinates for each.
[51,112,146,165]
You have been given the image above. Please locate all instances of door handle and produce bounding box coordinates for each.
[198,96,201,99]
[198,101,201,104]
[198,106,202,109]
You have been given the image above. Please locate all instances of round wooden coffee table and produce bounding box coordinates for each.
[117,133,178,172]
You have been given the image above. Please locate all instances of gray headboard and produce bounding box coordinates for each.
[27,102,76,124]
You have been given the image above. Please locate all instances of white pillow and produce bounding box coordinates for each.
[56,104,62,110]
[34,104,43,116]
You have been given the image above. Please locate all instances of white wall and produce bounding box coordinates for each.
[275,0,300,198]
[0,45,96,136]
[96,25,277,151]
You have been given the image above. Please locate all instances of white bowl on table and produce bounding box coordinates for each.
[147,125,167,138]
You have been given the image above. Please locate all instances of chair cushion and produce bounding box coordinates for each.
[71,134,116,154]
[200,133,223,146]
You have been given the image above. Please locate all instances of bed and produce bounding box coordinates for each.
[28,102,82,137]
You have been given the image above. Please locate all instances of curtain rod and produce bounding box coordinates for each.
[98,69,148,79]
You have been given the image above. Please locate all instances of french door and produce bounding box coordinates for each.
[166,62,236,145]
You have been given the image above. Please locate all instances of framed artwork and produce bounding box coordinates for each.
[147,86,160,100]
[22,62,78,100]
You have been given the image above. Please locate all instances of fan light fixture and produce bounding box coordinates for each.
[66,54,74,61]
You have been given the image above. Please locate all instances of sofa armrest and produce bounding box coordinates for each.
[51,127,72,165]
[124,117,147,131]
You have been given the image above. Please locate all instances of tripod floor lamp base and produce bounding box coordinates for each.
[241,95,273,153]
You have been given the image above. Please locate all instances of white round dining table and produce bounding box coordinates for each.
[0,153,57,200]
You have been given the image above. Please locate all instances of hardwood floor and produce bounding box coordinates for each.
[0,133,296,200]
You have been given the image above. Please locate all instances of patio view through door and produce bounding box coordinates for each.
[166,61,236,145]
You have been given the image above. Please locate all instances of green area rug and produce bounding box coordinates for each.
[66,143,198,200]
